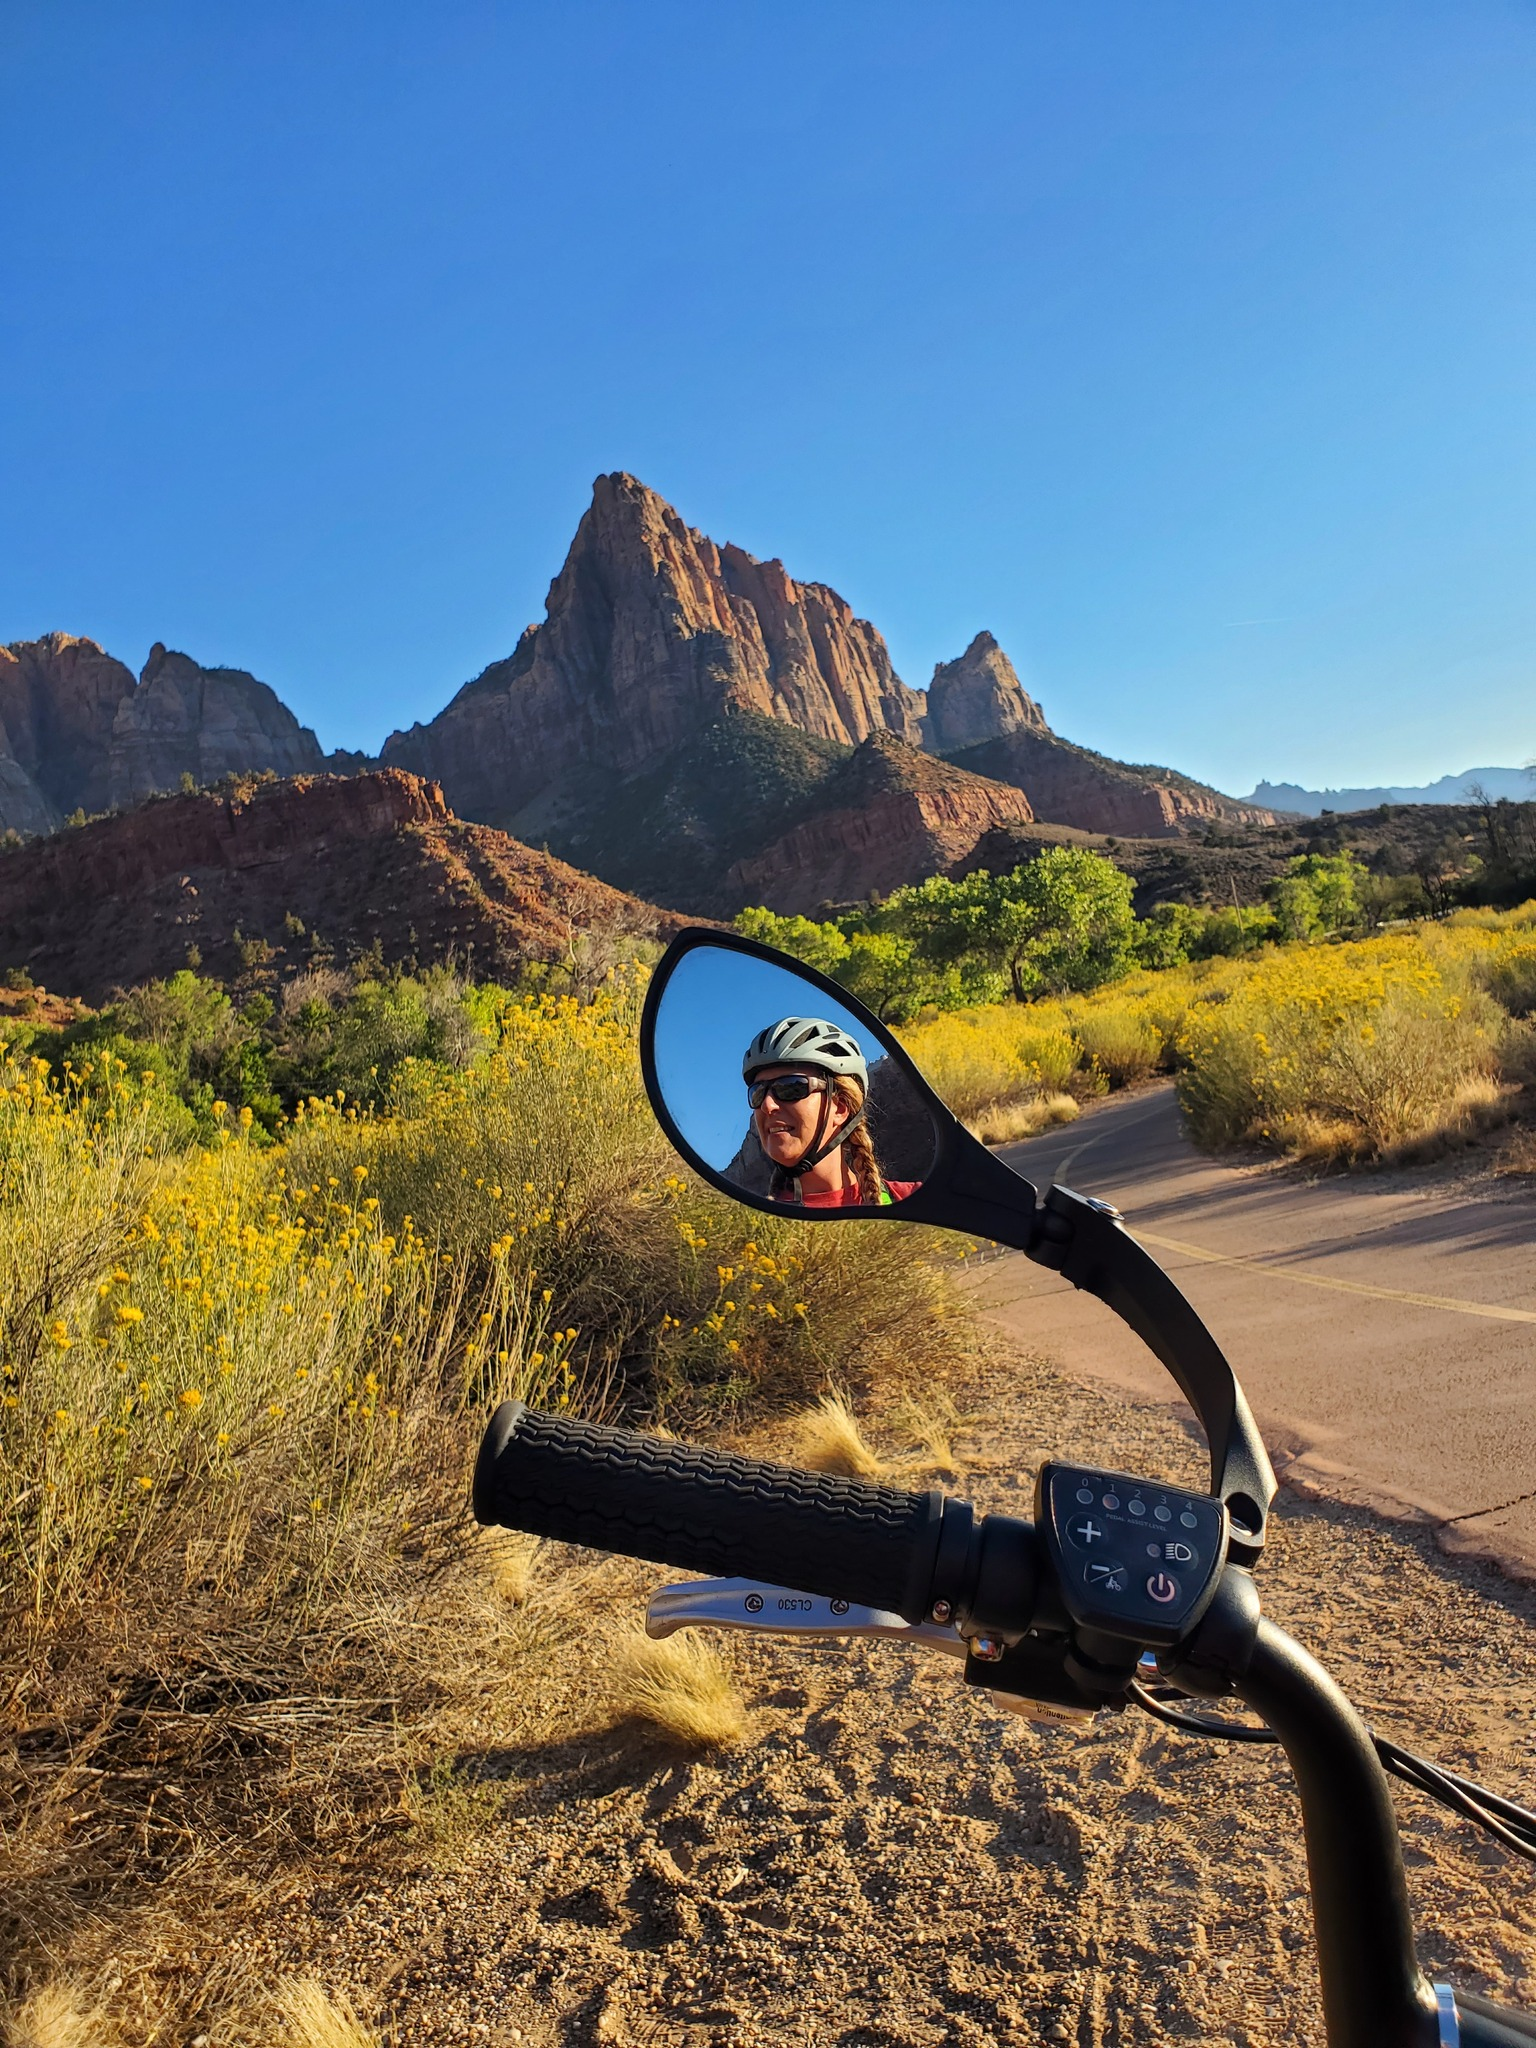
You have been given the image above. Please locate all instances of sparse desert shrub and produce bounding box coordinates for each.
[1496,1123,1536,1177]
[1498,1019,1536,1091]
[609,1627,745,1748]
[1479,941,1536,1018]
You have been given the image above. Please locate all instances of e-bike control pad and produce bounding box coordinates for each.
[1037,1462,1227,1648]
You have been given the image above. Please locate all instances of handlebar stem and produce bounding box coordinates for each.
[1229,1621,1439,2048]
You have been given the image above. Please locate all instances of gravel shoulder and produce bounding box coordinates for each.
[139,1349,1536,2048]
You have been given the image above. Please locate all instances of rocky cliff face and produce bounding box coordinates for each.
[108,644,328,808]
[0,770,684,1003]
[724,731,1033,914]
[925,631,1047,752]
[380,474,1269,857]
[0,635,333,832]
[947,729,1275,841]
[0,633,139,829]
[5,476,1274,920]
[382,472,926,829]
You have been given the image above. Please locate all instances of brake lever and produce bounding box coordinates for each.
[644,1578,1094,1728]
[645,1576,966,1656]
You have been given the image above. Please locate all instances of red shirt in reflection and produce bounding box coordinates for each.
[788,1180,921,1209]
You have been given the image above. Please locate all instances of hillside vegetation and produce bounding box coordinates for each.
[5,882,1535,2026]
[737,845,1380,1023]
[0,969,972,2023]
[895,902,1536,1164]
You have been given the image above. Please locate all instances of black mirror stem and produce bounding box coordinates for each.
[943,1144,1275,1566]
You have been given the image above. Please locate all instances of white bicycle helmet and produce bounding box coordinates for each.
[742,1017,869,1089]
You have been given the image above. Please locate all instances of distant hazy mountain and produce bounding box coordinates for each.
[1248,767,1533,816]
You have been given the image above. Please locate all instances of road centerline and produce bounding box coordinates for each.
[1134,1227,1536,1324]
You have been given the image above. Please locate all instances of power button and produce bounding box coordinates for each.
[1146,1571,1180,1605]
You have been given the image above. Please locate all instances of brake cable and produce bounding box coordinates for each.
[1128,1681,1536,1862]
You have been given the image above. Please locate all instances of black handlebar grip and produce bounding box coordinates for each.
[473,1401,946,1622]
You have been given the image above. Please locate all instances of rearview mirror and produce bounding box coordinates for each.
[638,928,1277,1557]
[639,930,942,1217]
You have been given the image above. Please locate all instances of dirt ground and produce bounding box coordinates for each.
[111,1347,1536,2048]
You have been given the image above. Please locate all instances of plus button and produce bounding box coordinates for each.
[1068,1516,1104,1547]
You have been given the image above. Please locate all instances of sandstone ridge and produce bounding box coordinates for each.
[925,631,1047,752]
[949,729,1278,840]
[0,769,684,1004]
[724,730,1034,915]
[381,472,927,829]
[378,473,1269,859]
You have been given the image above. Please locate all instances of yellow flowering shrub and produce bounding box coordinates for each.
[0,964,975,1956]
[286,971,968,1419]
[895,903,1536,1162]
[0,1061,566,1623]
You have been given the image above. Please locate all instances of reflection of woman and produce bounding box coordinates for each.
[742,1017,921,1208]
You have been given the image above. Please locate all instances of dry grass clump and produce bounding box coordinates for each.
[1271,1079,1515,1167]
[967,1091,1079,1147]
[1495,1123,1536,1177]
[609,1628,746,1748]
[885,1389,963,1478]
[268,1979,383,2048]
[789,1392,887,1477]
[2,1981,117,2048]
[480,1527,541,1605]
[1378,1075,1514,1163]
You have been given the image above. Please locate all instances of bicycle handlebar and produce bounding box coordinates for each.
[474,1403,1536,2044]
[473,1401,949,1622]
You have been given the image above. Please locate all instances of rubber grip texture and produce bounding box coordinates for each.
[473,1401,945,1622]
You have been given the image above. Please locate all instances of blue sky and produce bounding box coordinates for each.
[3,2,1533,794]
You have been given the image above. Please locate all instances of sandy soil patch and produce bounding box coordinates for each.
[92,1350,1536,2048]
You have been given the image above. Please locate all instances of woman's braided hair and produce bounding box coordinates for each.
[832,1075,888,1204]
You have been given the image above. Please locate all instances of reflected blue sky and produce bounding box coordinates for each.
[653,950,889,1170]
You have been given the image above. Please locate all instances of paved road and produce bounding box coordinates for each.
[970,1083,1536,1576]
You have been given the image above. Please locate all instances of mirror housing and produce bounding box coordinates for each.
[640,928,1275,1563]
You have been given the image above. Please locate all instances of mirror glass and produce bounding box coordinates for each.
[649,945,939,1213]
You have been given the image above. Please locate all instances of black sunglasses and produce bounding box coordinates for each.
[747,1073,829,1110]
